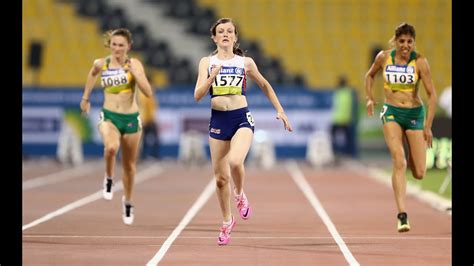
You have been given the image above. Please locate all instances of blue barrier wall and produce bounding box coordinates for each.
[23,86,358,159]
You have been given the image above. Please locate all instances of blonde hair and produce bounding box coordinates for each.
[103,28,133,48]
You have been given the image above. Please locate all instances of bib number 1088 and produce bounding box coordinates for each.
[101,74,128,87]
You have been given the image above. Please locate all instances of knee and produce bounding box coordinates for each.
[104,145,118,157]
[228,157,244,172]
[123,162,136,175]
[393,156,407,171]
[215,174,230,189]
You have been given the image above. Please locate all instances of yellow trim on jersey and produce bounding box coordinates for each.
[383,51,418,92]
[385,84,416,92]
[212,86,242,96]
[101,58,134,94]
[104,83,133,94]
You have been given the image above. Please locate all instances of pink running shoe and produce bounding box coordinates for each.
[218,216,236,246]
[234,191,252,220]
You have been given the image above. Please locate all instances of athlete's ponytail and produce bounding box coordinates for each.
[232,43,246,56]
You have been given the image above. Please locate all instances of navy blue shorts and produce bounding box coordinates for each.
[209,107,255,140]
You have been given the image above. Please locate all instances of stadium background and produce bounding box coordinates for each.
[21,1,454,265]
[22,0,451,188]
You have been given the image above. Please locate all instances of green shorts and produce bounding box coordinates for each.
[99,108,142,135]
[380,103,425,130]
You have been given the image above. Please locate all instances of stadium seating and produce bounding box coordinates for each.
[195,0,452,95]
[23,0,451,96]
[23,0,170,87]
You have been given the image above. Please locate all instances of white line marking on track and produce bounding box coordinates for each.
[22,164,162,231]
[22,159,60,172]
[146,178,215,266]
[344,160,452,215]
[22,235,452,240]
[23,161,103,191]
[286,160,360,266]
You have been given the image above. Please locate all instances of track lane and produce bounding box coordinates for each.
[294,162,451,266]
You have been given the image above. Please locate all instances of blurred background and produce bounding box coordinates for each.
[22,0,452,196]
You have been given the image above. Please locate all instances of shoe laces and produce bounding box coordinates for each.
[220,219,233,235]
[220,225,229,235]
[236,194,248,210]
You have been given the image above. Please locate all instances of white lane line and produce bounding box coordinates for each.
[286,160,360,266]
[22,235,452,240]
[343,160,452,215]
[22,159,59,172]
[146,178,215,266]
[23,161,103,191]
[22,164,162,231]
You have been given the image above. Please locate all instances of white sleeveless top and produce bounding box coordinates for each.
[208,54,247,98]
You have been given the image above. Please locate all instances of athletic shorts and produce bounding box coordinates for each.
[380,103,425,130]
[99,108,142,135]
[209,107,255,140]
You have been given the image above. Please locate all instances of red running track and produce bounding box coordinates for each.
[22,159,451,266]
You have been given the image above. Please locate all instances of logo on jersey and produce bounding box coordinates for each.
[217,66,244,75]
[234,67,244,75]
[386,65,409,73]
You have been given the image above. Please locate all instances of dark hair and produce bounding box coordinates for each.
[395,23,416,39]
[389,23,416,47]
[103,28,133,48]
[210,18,246,56]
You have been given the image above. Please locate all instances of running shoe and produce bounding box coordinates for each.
[122,196,134,225]
[234,191,252,220]
[397,212,410,233]
[103,177,113,200]
[218,216,236,246]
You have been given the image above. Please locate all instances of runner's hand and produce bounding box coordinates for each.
[210,64,222,78]
[80,98,90,116]
[277,112,293,132]
[366,100,376,117]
